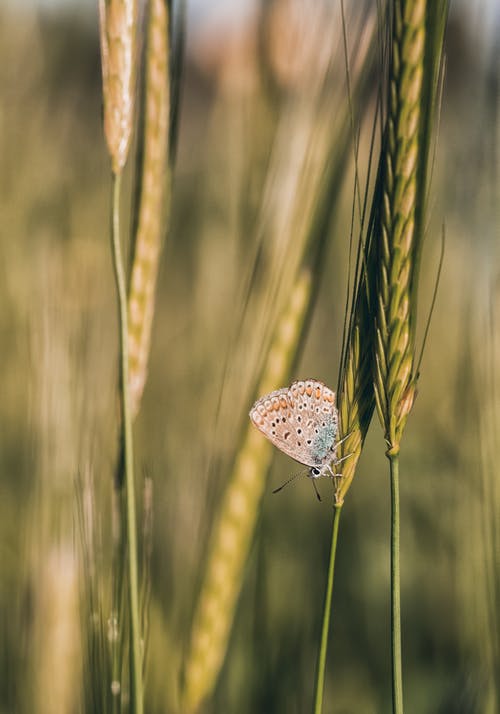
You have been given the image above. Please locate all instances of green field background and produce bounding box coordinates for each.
[0,2,498,712]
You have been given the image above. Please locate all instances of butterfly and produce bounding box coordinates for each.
[249,379,341,498]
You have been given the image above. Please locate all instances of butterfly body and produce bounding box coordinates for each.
[249,379,339,480]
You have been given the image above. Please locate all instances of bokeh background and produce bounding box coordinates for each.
[0,1,499,712]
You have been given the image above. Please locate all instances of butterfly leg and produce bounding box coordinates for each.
[330,430,356,460]
[324,463,336,478]
[333,452,354,466]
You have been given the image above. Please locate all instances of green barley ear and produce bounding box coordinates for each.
[371,3,448,711]
[99,0,139,174]
[373,0,447,455]
[128,0,171,418]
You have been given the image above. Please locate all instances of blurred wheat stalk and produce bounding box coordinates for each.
[125,10,171,688]
[128,0,171,419]
[96,0,171,711]
[99,0,137,174]
[99,0,144,707]
[181,268,313,712]
[455,264,500,710]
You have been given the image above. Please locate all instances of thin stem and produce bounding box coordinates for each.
[313,504,342,714]
[111,488,125,714]
[111,172,143,714]
[389,453,403,714]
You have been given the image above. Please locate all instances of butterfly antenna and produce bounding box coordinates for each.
[272,473,302,494]
[312,480,322,502]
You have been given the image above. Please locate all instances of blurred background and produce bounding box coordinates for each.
[0,1,498,712]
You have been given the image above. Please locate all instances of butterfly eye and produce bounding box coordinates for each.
[311,467,320,476]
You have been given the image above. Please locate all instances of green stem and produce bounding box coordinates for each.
[389,453,403,714]
[111,172,144,714]
[313,503,342,714]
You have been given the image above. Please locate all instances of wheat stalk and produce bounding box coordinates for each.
[128,0,171,418]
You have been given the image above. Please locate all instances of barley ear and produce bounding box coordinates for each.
[371,3,447,712]
[373,0,428,456]
[373,0,448,453]
[373,7,429,709]
[99,0,138,174]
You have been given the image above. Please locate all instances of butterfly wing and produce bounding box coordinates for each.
[249,379,338,468]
